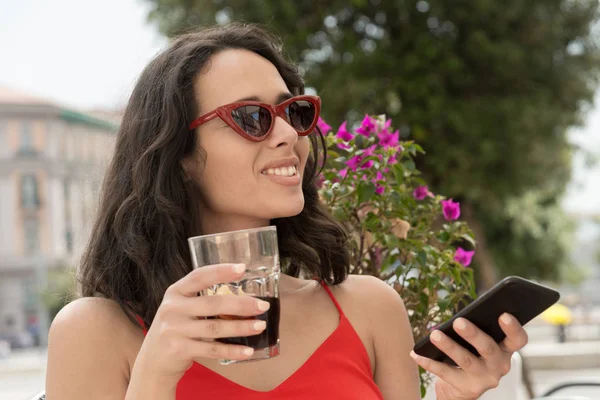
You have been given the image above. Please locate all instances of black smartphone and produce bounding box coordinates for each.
[412,275,560,365]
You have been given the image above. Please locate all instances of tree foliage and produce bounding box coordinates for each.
[145,0,600,284]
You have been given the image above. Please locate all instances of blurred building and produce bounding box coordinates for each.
[0,86,118,346]
[571,214,600,304]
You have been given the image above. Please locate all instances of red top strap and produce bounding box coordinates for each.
[135,314,147,334]
[318,280,345,318]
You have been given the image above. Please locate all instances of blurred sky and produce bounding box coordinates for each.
[0,0,598,215]
[0,0,167,110]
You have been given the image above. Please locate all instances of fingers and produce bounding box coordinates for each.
[427,329,483,372]
[498,313,528,353]
[410,315,526,397]
[409,350,462,383]
[187,338,256,361]
[184,318,267,340]
[451,318,504,364]
[169,264,246,297]
[184,293,271,318]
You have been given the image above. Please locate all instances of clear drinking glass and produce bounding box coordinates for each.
[188,226,281,365]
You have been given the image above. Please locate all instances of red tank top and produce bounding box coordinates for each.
[135,282,384,399]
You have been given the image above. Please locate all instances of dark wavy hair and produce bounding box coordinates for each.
[78,22,350,328]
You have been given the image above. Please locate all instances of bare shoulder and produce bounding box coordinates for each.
[46,297,141,398]
[332,274,407,316]
[329,274,411,348]
[49,296,140,346]
[52,296,128,323]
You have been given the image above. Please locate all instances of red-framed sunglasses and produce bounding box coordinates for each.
[188,95,321,142]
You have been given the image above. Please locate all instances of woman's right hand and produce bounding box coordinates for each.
[133,263,270,387]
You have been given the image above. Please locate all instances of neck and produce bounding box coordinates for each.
[199,212,270,235]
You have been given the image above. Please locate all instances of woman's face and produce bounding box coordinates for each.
[185,49,311,234]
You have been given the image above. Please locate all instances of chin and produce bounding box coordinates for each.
[268,197,305,219]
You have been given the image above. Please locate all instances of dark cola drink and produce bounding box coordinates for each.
[217,296,280,349]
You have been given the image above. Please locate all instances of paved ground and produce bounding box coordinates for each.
[0,369,44,400]
[0,348,46,400]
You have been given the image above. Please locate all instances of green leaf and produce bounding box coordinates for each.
[419,291,429,308]
[461,233,476,247]
[392,164,404,184]
[413,144,425,154]
[417,250,427,266]
[450,266,463,285]
[364,212,381,231]
[437,231,451,243]
[357,182,376,204]
[428,275,440,291]
[437,297,451,313]
[403,159,416,171]
[327,150,341,159]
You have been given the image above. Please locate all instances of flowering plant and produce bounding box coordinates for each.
[317,115,477,395]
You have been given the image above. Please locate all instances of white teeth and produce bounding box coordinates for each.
[263,165,297,177]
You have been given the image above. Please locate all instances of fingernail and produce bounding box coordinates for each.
[410,350,419,359]
[501,313,512,325]
[456,318,467,331]
[253,321,266,331]
[431,330,443,342]
[243,347,254,356]
[257,300,270,311]
[233,264,246,274]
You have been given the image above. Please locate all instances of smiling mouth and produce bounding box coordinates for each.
[261,165,298,177]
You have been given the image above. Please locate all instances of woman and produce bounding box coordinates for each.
[46,22,528,399]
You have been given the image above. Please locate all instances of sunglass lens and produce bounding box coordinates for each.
[286,100,316,133]
[231,105,272,137]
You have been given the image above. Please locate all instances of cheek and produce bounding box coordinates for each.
[297,137,312,175]
[196,135,257,207]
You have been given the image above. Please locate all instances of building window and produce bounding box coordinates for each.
[63,179,73,252]
[65,230,74,253]
[21,277,37,312]
[23,218,40,254]
[19,122,35,154]
[0,121,5,154]
[21,174,40,209]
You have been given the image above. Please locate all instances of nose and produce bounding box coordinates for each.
[267,115,298,149]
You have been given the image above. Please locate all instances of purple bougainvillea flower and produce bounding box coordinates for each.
[317,117,332,135]
[413,185,433,200]
[454,247,475,267]
[361,160,374,169]
[346,155,363,171]
[441,198,461,221]
[378,129,400,148]
[336,121,353,142]
[356,115,376,136]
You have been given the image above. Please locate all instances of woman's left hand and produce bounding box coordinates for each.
[410,313,529,400]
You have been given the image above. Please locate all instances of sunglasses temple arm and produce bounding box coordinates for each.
[189,111,218,130]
